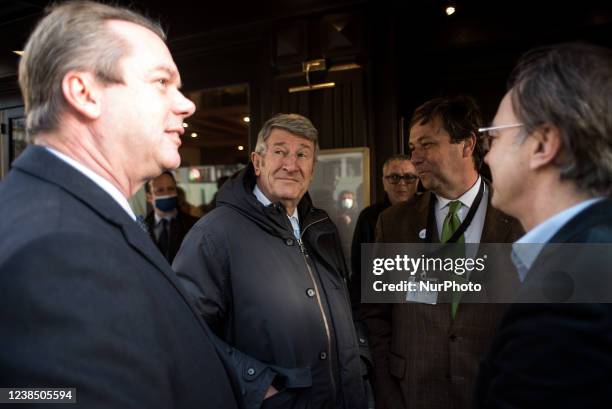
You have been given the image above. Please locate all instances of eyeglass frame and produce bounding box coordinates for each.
[384,173,418,184]
[477,123,524,152]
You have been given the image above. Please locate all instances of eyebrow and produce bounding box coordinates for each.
[271,142,313,150]
[409,135,433,144]
[151,65,182,89]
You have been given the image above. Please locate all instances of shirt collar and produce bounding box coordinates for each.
[435,176,482,212]
[512,197,604,281]
[253,184,298,220]
[45,146,136,220]
[154,210,177,225]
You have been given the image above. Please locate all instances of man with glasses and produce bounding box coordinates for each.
[350,154,418,303]
[349,154,418,398]
[474,42,612,409]
[363,96,522,409]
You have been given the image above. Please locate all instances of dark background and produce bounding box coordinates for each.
[1,0,611,201]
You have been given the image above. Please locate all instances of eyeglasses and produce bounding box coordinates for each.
[384,173,418,184]
[478,123,524,152]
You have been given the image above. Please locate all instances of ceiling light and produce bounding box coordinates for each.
[190,132,197,138]
[238,145,244,151]
[242,116,250,123]
[445,6,456,16]
[182,122,188,128]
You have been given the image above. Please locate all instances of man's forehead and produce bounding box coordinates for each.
[493,92,516,124]
[105,20,177,70]
[387,160,414,173]
[409,117,444,143]
[153,173,176,186]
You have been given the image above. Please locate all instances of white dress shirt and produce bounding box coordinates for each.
[253,184,300,239]
[434,176,487,243]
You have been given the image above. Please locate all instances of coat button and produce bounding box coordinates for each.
[247,368,256,376]
[306,288,316,298]
[286,238,294,246]
[320,352,327,360]
[449,334,457,342]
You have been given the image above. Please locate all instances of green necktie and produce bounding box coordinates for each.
[441,201,465,319]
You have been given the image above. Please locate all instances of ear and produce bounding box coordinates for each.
[251,151,261,176]
[61,71,103,120]
[528,124,563,170]
[462,134,477,158]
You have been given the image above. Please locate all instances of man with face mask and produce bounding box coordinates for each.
[145,171,198,262]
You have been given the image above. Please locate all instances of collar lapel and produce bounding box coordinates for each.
[14,145,172,274]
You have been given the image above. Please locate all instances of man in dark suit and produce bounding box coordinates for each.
[474,42,612,408]
[363,96,523,409]
[145,171,198,263]
[0,2,238,408]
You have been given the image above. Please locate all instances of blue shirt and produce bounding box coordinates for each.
[253,185,301,239]
[512,197,604,282]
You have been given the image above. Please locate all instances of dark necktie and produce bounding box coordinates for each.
[158,219,170,259]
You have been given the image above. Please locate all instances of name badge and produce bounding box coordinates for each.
[406,276,438,305]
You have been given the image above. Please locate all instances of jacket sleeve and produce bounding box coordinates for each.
[360,213,404,409]
[173,226,277,409]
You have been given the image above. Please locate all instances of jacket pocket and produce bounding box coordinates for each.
[261,389,296,409]
[388,351,406,380]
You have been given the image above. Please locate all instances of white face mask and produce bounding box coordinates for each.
[341,198,354,209]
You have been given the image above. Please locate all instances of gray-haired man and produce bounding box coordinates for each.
[174,113,367,409]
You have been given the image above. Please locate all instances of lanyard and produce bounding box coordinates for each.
[425,181,485,243]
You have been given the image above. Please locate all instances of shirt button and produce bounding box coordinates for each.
[320,352,327,360]
[286,238,294,246]
[359,337,367,344]
[306,288,316,298]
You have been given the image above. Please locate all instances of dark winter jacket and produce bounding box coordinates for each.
[174,163,367,409]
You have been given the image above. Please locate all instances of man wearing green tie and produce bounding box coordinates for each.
[362,96,523,409]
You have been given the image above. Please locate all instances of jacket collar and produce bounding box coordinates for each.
[413,179,513,243]
[13,145,173,274]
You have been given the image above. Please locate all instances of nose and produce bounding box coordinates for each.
[410,150,424,166]
[174,90,196,119]
[281,154,299,172]
[483,149,491,166]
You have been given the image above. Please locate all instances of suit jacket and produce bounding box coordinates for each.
[145,209,198,263]
[474,199,612,409]
[0,146,239,409]
[362,186,523,409]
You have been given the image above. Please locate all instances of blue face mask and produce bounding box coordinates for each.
[155,195,178,212]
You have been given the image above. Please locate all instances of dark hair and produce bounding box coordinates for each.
[382,154,411,174]
[145,171,176,194]
[409,95,484,170]
[509,42,612,196]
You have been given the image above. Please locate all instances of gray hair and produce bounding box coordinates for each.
[509,42,612,196]
[254,113,319,158]
[382,154,411,174]
[19,0,165,141]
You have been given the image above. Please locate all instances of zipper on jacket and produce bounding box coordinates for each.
[297,216,337,401]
